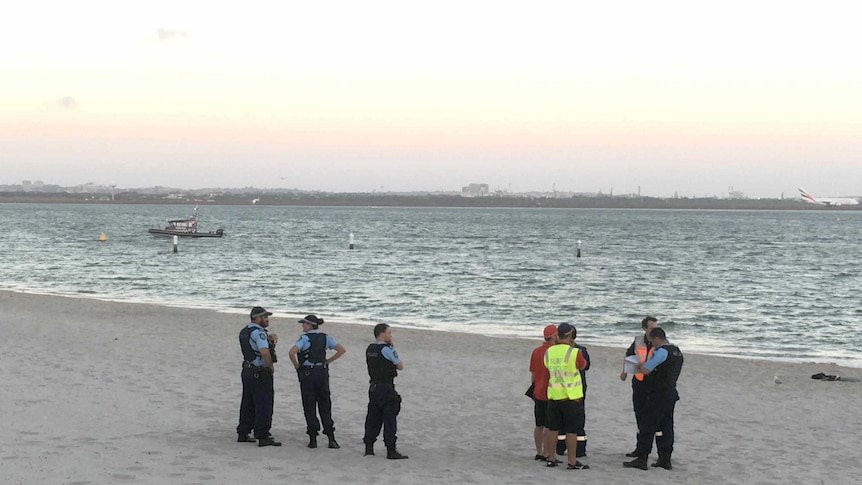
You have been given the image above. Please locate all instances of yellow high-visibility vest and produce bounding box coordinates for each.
[544,344,584,401]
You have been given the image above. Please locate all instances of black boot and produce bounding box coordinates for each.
[651,455,672,470]
[576,439,587,458]
[307,435,317,448]
[626,433,642,457]
[326,432,340,449]
[237,433,255,443]
[258,436,282,447]
[386,446,408,460]
[623,456,648,470]
[364,443,375,456]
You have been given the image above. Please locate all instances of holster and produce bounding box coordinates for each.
[297,367,310,382]
[388,391,402,416]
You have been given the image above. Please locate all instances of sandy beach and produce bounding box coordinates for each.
[2,289,861,484]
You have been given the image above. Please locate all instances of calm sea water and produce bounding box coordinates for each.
[1,203,860,367]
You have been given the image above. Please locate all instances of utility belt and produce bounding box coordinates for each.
[296,363,327,382]
[242,361,269,372]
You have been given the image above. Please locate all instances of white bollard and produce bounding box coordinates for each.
[349,232,355,250]
[173,235,178,253]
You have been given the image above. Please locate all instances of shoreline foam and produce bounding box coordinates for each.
[2,284,860,369]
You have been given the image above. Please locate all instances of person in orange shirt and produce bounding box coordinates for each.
[528,324,558,461]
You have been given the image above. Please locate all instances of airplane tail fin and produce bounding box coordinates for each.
[798,187,819,204]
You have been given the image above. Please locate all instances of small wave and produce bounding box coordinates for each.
[833,272,856,278]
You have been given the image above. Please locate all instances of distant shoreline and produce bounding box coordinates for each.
[0,191,858,210]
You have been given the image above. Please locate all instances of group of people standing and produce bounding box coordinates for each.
[529,316,684,472]
[235,305,681,468]
[235,306,408,459]
[621,317,684,471]
[529,322,591,470]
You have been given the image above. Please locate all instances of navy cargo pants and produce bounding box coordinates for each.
[363,382,399,447]
[237,367,274,439]
[634,393,677,459]
[299,366,334,436]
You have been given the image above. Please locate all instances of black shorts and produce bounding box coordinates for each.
[546,400,585,435]
[533,399,549,427]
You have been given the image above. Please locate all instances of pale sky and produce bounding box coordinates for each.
[2,1,861,197]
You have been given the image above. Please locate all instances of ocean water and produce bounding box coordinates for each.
[1,203,860,367]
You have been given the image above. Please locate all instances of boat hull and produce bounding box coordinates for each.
[148,228,224,238]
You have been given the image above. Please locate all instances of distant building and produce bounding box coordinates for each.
[74,182,104,193]
[21,180,45,191]
[461,183,489,197]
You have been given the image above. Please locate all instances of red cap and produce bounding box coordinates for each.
[543,324,557,338]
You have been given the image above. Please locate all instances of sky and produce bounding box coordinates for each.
[2,1,861,197]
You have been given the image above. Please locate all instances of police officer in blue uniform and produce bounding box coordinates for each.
[363,323,408,459]
[624,327,684,471]
[237,306,281,447]
[288,314,346,449]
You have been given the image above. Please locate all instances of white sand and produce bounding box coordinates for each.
[2,290,861,484]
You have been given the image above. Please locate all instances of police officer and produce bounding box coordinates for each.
[288,314,346,449]
[620,316,658,457]
[363,323,408,459]
[237,306,281,447]
[623,327,684,471]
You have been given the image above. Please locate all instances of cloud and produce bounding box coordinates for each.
[157,29,189,41]
[57,96,77,109]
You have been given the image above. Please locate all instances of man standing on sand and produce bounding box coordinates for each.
[556,329,591,458]
[529,324,557,461]
[288,314,346,450]
[623,327,684,471]
[620,316,658,457]
[363,323,408,459]
[237,306,281,447]
[543,323,589,470]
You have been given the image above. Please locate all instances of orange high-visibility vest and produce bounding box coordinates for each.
[633,335,655,381]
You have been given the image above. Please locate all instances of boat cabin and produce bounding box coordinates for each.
[165,217,198,234]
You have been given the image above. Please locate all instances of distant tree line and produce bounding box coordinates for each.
[0,190,851,210]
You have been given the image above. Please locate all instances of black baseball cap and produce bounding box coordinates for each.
[557,322,575,338]
[250,306,273,319]
[298,314,324,326]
